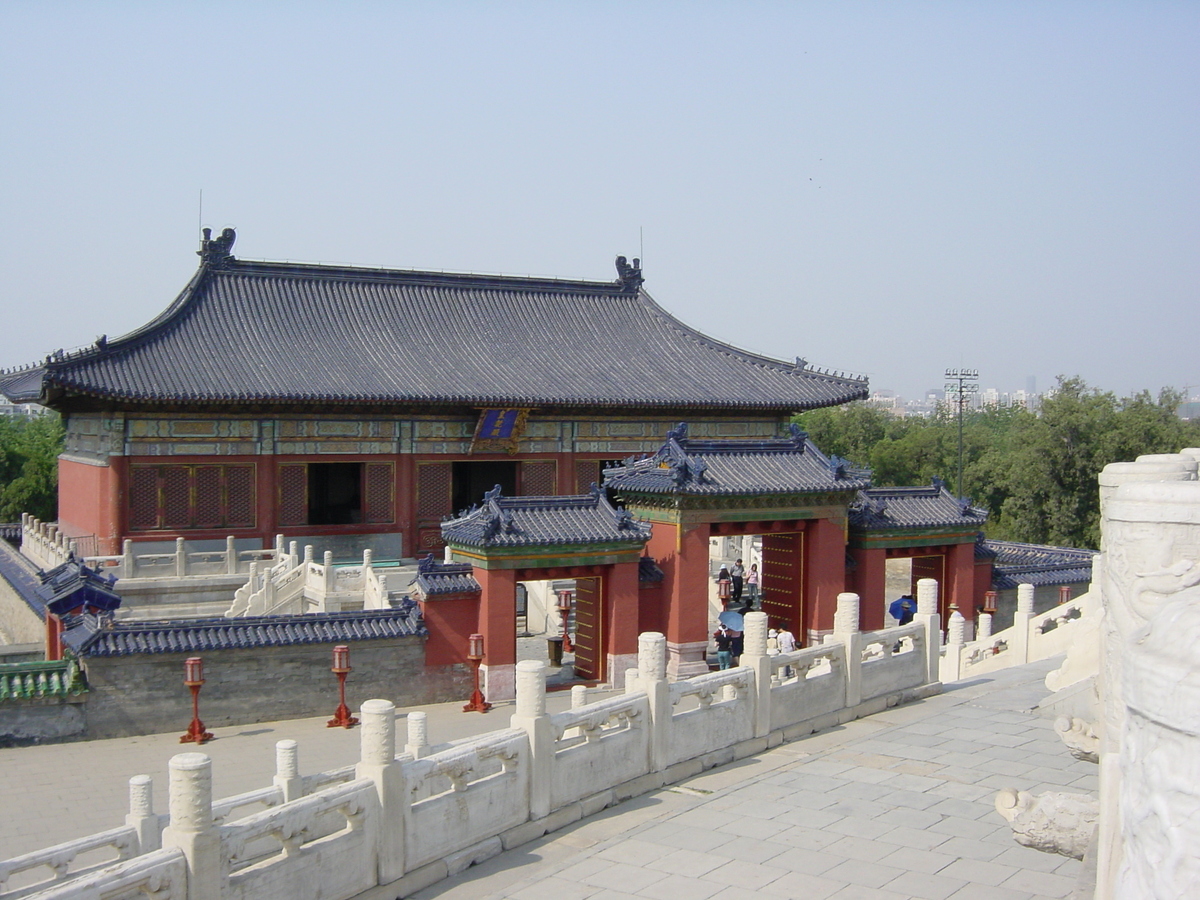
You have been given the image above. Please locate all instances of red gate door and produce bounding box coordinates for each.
[762,532,805,644]
[572,577,604,681]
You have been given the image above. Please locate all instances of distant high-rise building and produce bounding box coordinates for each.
[1026,375,1037,396]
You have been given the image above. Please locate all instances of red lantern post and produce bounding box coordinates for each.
[463,632,491,713]
[327,644,358,728]
[180,657,214,744]
[557,590,574,653]
[984,590,998,614]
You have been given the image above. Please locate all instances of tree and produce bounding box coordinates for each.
[795,379,1200,550]
[0,413,63,522]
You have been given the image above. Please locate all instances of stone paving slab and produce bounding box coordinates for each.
[410,659,1089,900]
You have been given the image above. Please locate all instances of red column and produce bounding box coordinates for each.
[945,541,977,626]
[45,613,64,661]
[474,567,517,668]
[850,546,888,631]
[605,560,641,685]
[396,455,416,559]
[645,521,711,678]
[803,517,848,642]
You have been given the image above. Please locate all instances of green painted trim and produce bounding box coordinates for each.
[446,543,644,571]
[847,528,979,549]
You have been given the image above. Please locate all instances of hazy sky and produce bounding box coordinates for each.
[1,2,1196,401]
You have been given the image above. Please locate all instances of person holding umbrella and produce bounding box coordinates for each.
[889,594,916,626]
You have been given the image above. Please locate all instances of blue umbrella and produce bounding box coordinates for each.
[719,610,744,630]
[889,596,916,622]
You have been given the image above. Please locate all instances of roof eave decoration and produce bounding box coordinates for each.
[614,255,644,292]
[198,227,237,268]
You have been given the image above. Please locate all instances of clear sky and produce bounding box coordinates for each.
[1,2,1196,401]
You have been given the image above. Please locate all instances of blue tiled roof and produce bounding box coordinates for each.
[848,482,989,530]
[442,484,651,549]
[0,236,867,412]
[985,540,1096,590]
[61,608,426,657]
[0,542,48,621]
[602,423,871,497]
[37,559,122,615]
[410,555,482,595]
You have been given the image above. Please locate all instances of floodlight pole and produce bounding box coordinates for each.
[943,368,979,500]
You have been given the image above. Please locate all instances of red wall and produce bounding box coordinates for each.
[58,457,124,554]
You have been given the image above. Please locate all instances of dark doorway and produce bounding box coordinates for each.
[452,461,518,514]
[308,463,363,525]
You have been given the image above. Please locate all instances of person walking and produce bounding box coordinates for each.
[731,558,745,604]
[713,625,734,670]
[776,622,796,677]
[745,563,760,608]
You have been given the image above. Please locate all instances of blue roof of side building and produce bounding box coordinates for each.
[848,482,989,530]
[985,540,1096,590]
[442,484,652,549]
[0,231,867,413]
[0,541,49,621]
[410,555,482,595]
[61,607,426,657]
[602,423,872,496]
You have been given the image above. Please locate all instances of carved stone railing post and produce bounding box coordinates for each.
[511,659,552,820]
[624,668,640,694]
[324,551,335,595]
[1012,583,1034,665]
[356,699,405,883]
[404,711,430,759]
[172,537,186,577]
[273,739,303,802]
[639,633,670,773]
[914,578,941,684]
[125,774,160,853]
[977,612,993,641]
[161,753,220,900]
[122,539,135,578]
[224,537,237,575]
[832,593,862,707]
[741,611,771,737]
[942,609,966,682]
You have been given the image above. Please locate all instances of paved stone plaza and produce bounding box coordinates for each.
[1,659,1090,899]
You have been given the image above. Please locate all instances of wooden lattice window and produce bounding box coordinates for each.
[128,464,257,531]
[364,463,395,524]
[522,460,557,496]
[129,467,159,530]
[575,460,600,494]
[277,464,308,527]
[416,463,453,520]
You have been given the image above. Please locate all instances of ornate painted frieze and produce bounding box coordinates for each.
[103,413,790,460]
[62,413,125,463]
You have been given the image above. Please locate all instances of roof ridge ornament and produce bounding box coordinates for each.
[198,227,236,267]
[614,255,643,291]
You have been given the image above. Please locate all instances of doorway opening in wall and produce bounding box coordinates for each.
[452,461,517,515]
[885,557,915,624]
[309,463,362,525]
[710,530,806,650]
[514,577,606,686]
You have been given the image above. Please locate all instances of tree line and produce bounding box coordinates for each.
[0,413,63,523]
[795,377,1200,550]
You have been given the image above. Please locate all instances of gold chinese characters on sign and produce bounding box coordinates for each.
[470,408,529,455]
